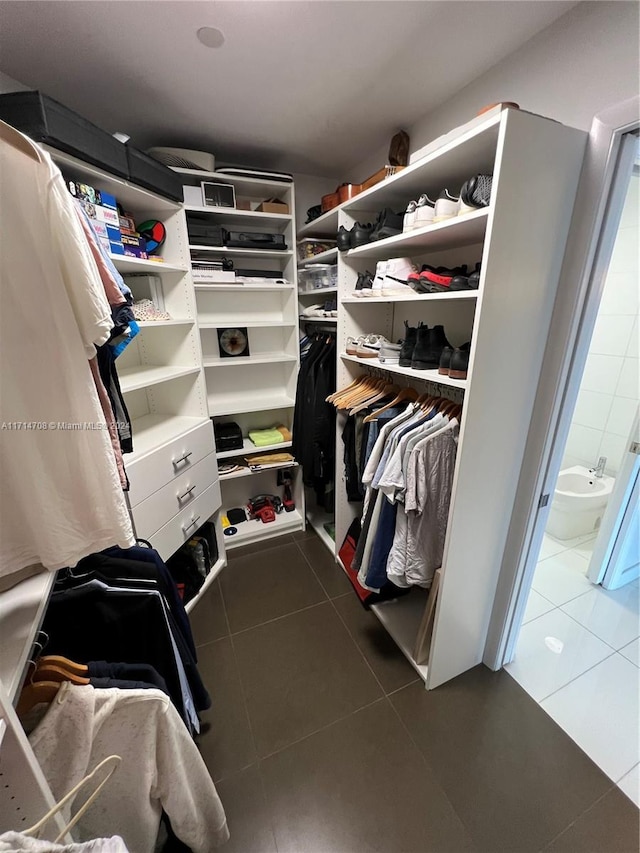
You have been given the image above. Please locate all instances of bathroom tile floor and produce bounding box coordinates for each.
[507,533,640,807]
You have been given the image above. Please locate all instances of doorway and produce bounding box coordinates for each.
[505,136,639,806]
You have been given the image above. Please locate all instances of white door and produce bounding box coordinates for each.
[588,416,640,589]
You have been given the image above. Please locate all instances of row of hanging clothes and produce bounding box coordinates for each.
[0,123,229,850]
[292,329,337,514]
[14,541,229,853]
[329,374,462,607]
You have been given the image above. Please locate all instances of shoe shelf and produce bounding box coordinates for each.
[217,438,293,460]
[219,461,299,481]
[203,354,297,367]
[297,208,340,239]
[298,247,339,266]
[223,508,305,550]
[189,245,294,258]
[299,315,337,324]
[298,286,337,295]
[340,353,467,389]
[136,319,195,327]
[342,291,478,304]
[347,208,489,260]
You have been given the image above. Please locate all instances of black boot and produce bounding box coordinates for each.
[399,321,420,367]
[412,324,451,370]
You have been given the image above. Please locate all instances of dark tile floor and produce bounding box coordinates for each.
[191,531,640,853]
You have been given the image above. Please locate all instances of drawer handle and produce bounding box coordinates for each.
[177,485,196,504]
[173,451,193,468]
[182,515,201,536]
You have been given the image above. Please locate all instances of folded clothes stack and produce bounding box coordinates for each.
[248,424,292,447]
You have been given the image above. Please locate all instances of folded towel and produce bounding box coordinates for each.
[248,428,285,447]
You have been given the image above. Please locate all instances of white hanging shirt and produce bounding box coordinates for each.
[0,126,134,579]
[0,831,128,852]
[29,683,229,853]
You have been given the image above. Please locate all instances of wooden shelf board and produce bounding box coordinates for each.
[298,287,338,296]
[203,354,297,368]
[297,208,340,238]
[119,365,200,393]
[198,320,295,329]
[299,316,337,324]
[112,256,188,274]
[342,291,478,304]
[208,395,296,416]
[219,461,298,481]
[185,205,291,226]
[194,283,293,292]
[298,247,339,266]
[189,245,293,258]
[174,167,294,195]
[340,354,467,389]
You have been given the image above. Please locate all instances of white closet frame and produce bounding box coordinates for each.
[301,108,587,688]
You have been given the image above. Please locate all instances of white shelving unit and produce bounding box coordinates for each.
[178,168,305,548]
[303,108,587,690]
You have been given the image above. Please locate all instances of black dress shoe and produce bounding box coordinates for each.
[411,324,451,370]
[399,321,420,367]
[449,345,470,379]
[336,225,352,252]
[468,262,481,289]
[350,222,374,248]
[438,346,453,374]
[369,208,404,241]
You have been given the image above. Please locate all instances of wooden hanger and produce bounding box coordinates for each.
[333,376,382,409]
[363,386,419,423]
[0,118,41,162]
[33,663,90,686]
[327,374,369,405]
[349,382,398,415]
[16,681,61,717]
[38,655,88,677]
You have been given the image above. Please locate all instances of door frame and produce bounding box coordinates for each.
[483,95,640,670]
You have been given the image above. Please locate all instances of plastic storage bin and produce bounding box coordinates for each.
[298,264,338,292]
[297,238,337,261]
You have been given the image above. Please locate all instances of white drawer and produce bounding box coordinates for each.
[146,480,222,561]
[132,451,219,539]
[127,420,215,507]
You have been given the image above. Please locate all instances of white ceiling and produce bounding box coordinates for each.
[0,0,578,176]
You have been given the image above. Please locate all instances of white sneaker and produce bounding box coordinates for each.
[301,303,324,317]
[363,260,387,297]
[346,335,364,355]
[403,200,417,232]
[413,194,436,228]
[356,334,388,358]
[381,257,417,297]
[434,189,460,222]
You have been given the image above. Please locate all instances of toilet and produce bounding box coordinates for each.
[546,465,615,541]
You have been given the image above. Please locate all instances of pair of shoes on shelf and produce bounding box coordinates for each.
[301,299,337,318]
[439,342,471,379]
[360,258,417,298]
[399,322,454,371]
[353,270,375,297]
[346,333,402,363]
[402,175,493,231]
[337,221,375,252]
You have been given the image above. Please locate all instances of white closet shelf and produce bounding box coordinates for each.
[216,438,292,460]
[298,247,338,266]
[208,394,296,417]
[305,499,335,555]
[219,461,299,481]
[136,319,194,327]
[370,590,431,682]
[184,555,226,615]
[223,508,304,549]
[185,205,291,226]
[203,354,297,368]
[347,209,489,260]
[297,208,340,239]
[199,320,295,329]
[0,571,56,703]
[299,316,337,324]
[342,291,478,304]
[44,146,181,213]
[119,365,201,393]
[340,353,467,389]
[194,283,294,292]
[128,414,211,463]
[189,245,293,258]
[298,286,338,296]
[111,256,188,275]
[173,167,294,196]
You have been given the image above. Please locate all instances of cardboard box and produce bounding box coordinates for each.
[257,199,289,214]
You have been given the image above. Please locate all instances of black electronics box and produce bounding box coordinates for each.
[213,421,243,453]
[187,216,226,246]
[126,145,184,202]
[225,231,287,250]
[0,91,129,178]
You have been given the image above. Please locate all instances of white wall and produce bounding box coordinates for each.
[350,1,640,183]
[0,71,28,93]
[563,171,639,476]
